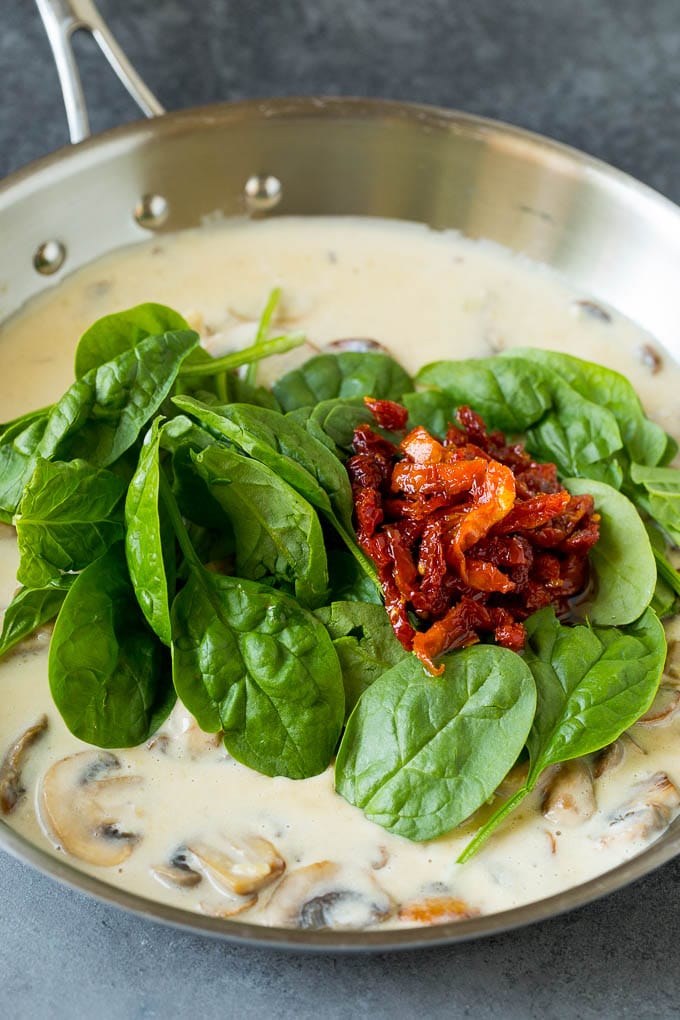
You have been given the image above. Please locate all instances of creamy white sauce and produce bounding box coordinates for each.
[1,215,680,930]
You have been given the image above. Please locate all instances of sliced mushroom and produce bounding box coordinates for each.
[152,848,203,890]
[187,836,285,896]
[542,761,596,827]
[600,772,680,847]
[397,896,480,925]
[573,298,612,323]
[145,733,171,754]
[39,751,142,867]
[156,702,223,758]
[637,686,680,726]
[371,845,390,871]
[264,860,394,930]
[0,715,48,814]
[323,338,389,354]
[638,343,663,374]
[199,895,258,918]
[593,740,625,778]
[665,641,680,681]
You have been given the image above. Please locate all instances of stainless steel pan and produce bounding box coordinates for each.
[2,0,680,951]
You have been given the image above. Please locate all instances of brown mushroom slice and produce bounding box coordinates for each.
[397,896,480,925]
[152,848,203,890]
[600,772,680,847]
[180,726,223,758]
[593,740,625,779]
[39,751,142,867]
[323,338,390,354]
[265,860,394,930]
[637,685,680,726]
[155,702,223,759]
[542,761,596,827]
[0,715,48,814]
[199,895,258,918]
[187,837,285,896]
[665,641,680,681]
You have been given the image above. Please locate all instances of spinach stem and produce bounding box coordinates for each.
[653,548,680,597]
[245,287,281,388]
[158,470,203,573]
[456,784,530,864]
[178,332,305,379]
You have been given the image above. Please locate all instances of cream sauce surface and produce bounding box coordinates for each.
[1,216,680,930]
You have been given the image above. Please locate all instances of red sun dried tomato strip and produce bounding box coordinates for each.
[346,398,600,674]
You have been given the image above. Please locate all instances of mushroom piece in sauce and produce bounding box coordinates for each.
[542,761,596,827]
[0,715,48,815]
[152,848,203,890]
[593,739,626,779]
[39,751,142,867]
[322,338,390,354]
[187,836,285,897]
[263,860,394,930]
[600,772,680,847]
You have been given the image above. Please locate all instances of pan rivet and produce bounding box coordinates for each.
[244,175,282,212]
[135,194,169,229]
[33,240,66,276]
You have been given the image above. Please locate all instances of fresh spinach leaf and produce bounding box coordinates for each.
[315,601,409,715]
[526,607,665,766]
[172,571,344,779]
[0,414,48,523]
[160,415,231,531]
[273,351,412,413]
[173,396,377,587]
[502,348,669,467]
[645,519,680,612]
[15,459,126,588]
[402,389,457,438]
[49,542,174,747]
[629,461,680,546]
[522,378,622,479]
[326,548,383,605]
[0,406,52,441]
[244,286,281,388]
[0,575,75,659]
[416,356,624,479]
[177,334,306,381]
[173,397,355,531]
[416,358,553,434]
[288,397,376,457]
[335,646,536,841]
[163,478,344,779]
[459,607,666,861]
[228,374,281,411]
[190,443,329,609]
[565,478,656,626]
[74,303,190,378]
[125,419,175,646]
[39,330,199,468]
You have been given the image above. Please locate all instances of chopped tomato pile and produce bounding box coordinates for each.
[347,398,600,674]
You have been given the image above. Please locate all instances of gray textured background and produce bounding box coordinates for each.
[2,2,680,1018]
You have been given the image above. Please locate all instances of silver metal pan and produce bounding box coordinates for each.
[2,0,680,951]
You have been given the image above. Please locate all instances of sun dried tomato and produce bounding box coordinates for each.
[364,397,409,431]
[349,399,600,674]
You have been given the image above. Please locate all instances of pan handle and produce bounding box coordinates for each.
[35,0,165,144]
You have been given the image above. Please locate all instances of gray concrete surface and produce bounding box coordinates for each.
[2,2,680,1017]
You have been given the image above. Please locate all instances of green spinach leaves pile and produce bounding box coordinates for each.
[1,299,678,860]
